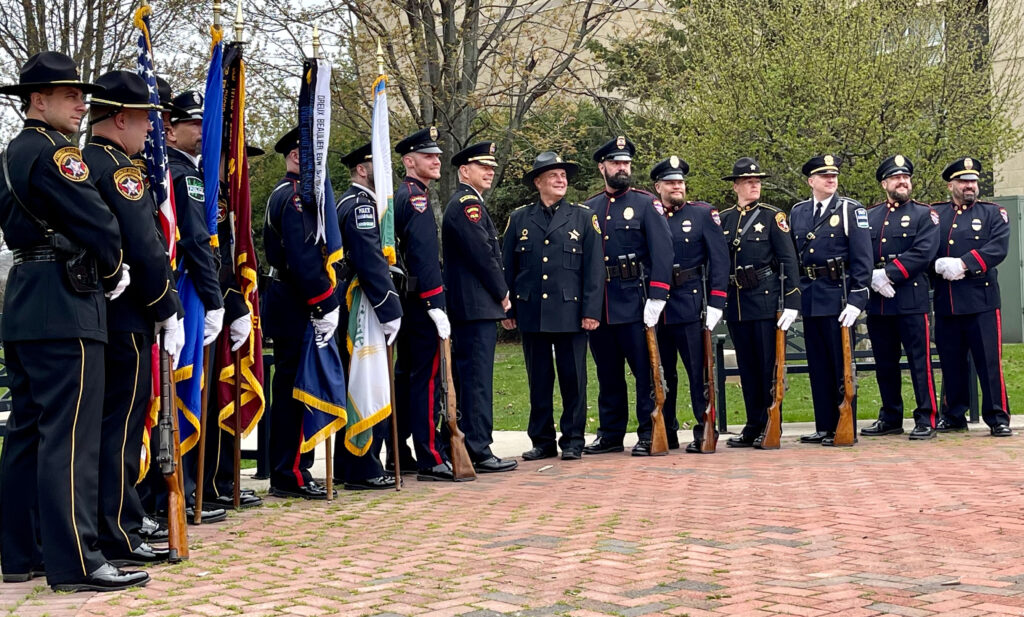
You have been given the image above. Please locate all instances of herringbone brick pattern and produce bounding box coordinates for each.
[4,431,1024,616]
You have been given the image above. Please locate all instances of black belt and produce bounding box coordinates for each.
[803,261,848,281]
[12,246,58,264]
[729,265,774,289]
[672,265,702,286]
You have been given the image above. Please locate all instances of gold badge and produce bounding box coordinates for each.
[53,147,89,182]
[972,218,983,231]
[829,214,840,227]
[489,142,496,154]
[569,229,580,241]
[616,136,626,149]
[824,155,834,166]
[520,228,529,239]
[429,126,438,140]
[964,158,974,170]
[113,167,144,201]
[681,220,692,233]
[670,155,680,168]
[592,214,601,233]
[555,155,563,163]
[894,154,905,167]
[623,207,634,220]
[900,215,911,228]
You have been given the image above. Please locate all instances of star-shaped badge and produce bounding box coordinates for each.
[753,222,765,233]
[569,229,580,241]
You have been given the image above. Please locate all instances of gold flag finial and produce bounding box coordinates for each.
[213,0,222,29]
[312,26,321,59]
[376,38,384,75]
[233,1,244,42]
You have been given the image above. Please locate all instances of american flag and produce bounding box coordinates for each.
[135,5,176,267]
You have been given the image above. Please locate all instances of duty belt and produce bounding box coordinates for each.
[730,264,774,289]
[12,246,58,264]
[671,265,703,287]
[606,253,641,281]
[803,259,848,281]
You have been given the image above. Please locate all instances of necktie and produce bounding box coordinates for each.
[814,202,824,223]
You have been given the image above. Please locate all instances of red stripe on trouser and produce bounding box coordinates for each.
[292,432,305,486]
[997,309,1008,412]
[923,313,937,426]
[426,346,443,465]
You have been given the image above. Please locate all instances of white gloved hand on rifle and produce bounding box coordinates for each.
[776,308,798,331]
[427,308,451,340]
[838,304,861,328]
[643,298,666,328]
[154,313,184,369]
[105,263,131,300]
[704,306,723,331]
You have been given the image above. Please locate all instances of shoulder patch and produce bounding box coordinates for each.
[855,207,869,228]
[464,204,482,223]
[710,208,721,226]
[411,194,428,213]
[291,194,303,212]
[775,211,790,232]
[930,209,940,225]
[185,175,204,201]
[999,206,1009,224]
[592,213,601,234]
[652,198,664,215]
[113,167,144,201]
[355,204,377,230]
[217,197,228,222]
[459,193,478,203]
[53,146,89,182]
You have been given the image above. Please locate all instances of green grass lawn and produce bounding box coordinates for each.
[493,341,1024,432]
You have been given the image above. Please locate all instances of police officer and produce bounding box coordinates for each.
[861,155,940,440]
[333,143,406,488]
[501,152,604,460]
[262,127,338,498]
[650,157,729,451]
[790,155,873,446]
[0,51,146,592]
[85,70,184,567]
[932,157,1011,436]
[583,136,673,456]
[443,141,517,473]
[719,158,800,449]
[393,127,451,475]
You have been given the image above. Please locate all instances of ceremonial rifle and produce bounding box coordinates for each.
[157,335,189,561]
[441,338,477,480]
[645,327,669,455]
[834,262,856,446]
[761,268,786,449]
[700,269,718,453]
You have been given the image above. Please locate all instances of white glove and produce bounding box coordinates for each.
[311,306,339,348]
[870,268,891,293]
[643,298,666,328]
[381,317,402,345]
[229,313,252,351]
[203,307,225,346]
[427,308,451,340]
[776,308,798,331]
[838,304,861,328]
[105,263,131,300]
[878,282,896,298]
[935,257,966,281]
[705,306,723,331]
[155,313,184,369]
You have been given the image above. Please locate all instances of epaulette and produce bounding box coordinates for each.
[718,205,737,214]
[976,200,999,207]
[24,126,59,147]
[868,201,886,210]
[513,203,531,212]
[585,190,604,201]
[571,202,592,210]
[930,200,952,208]
[838,197,864,209]
[458,193,480,204]
[630,187,656,197]
[688,200,713,209]
[758,202,782,212]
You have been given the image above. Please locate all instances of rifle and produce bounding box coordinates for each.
[762,269,786,450]
[645,328,669,455]
[834,261,856,446]
[157,336,189,561]
[700,269,718,453]
[440,338,476,481]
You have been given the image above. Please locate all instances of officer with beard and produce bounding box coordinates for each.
[931,157,1012,436]
[582,136,672,456]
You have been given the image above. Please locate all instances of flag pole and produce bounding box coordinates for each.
[230,0,245,512]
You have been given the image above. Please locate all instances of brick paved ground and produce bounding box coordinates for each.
[3,430,1024,617]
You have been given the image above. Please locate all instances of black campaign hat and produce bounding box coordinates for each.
[650,156,689,182]
[90,71,163,111]
[522,151,579,187]
[246,144,266,158]
[876,154,914,182]
[801,154,841,177]
[942,157,982,182]
[341,143,373,169]
[169,90,203,122]
[274,127,300,155]
[0,51,104,96]
[593,135,635,162]
[722,157,769,181]
[396,127,443,155]
[155,76,187,116]
[452,141,498,167]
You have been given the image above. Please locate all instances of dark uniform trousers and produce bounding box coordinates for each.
[451,320,500,460]
[0,339,108,583]
[804,316,856,433]
[394,298,447,469]
[936,310,1009,427]
[725,319,777,440]
[523,332,588,452]
[589,322,654,440]
[658,321,706,440]
[867,314,937,428]
[267,331,316,488]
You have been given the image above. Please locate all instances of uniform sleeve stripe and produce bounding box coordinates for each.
[146,280,170,306]
[103,250,124,278]
[307,286,335,305]
[892,258,909,279]
[971,249,987,272]
[419,286,443,299]
[710,289,727,298]
[650,281,670,290]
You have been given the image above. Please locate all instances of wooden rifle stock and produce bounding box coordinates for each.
[441,338,476,481]
[834,325,856,446]
[761,313,785,450]
[157,339,189,561]
[701,328,718,453]
[644,328,669,455]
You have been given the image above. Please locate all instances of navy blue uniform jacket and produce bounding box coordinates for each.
[335,183,402,324]
[662,201,729,324]
[866,199,940,315]
[442,183,508,322]
[393,176,445,311]
[931,199,1009,316]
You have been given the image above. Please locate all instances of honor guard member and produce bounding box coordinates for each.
[719,158,800,448]
[262,127,338,498]
[393,127,451,475]
[333,143,405,488]
[164,90,229,520]
[583,136,673,456]
[86,71,185,567]
[0,52,147,592]
[651,157,730,451]
[861,156,940,439]
[932,157,1012,436]
[502,152,604,461]
[790,154,873,446]
[443,141,518,473]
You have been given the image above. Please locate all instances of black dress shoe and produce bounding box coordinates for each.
[821,432,849,447]
[991,424,1013,437]
[860,420,904,436]
[726,435,756,448]
[172,506,227,525]
[908,425,936,440]
[51,563,150,593]
[3,565,45,583]
[582,436,624,455]
[268,484,330,500]
[561,449,582,460]
[474,456,518,473]
[344,475,397,490]
[800,431,828,443]
[108,542,170,567]
[385,456,419,476]
[631,440,652,456]
[521,446,558,461]
[205,493,263,509]
[667,433,680,450]
[684,440,701,453]
[936,418,969,432]
[417,462,455,482]
[139,516,169,543]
